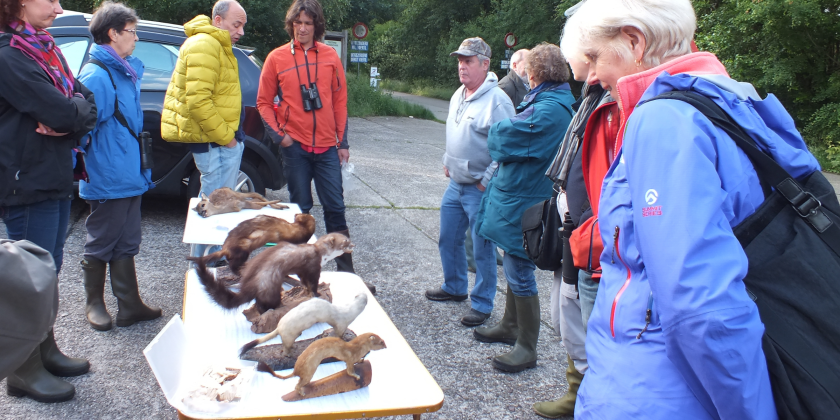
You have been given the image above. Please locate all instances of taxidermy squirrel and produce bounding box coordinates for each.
[239,293,368,357]
[257,333,387,396]
[196,233,354,313]
[187,214,316,274]
[193,187,289,218]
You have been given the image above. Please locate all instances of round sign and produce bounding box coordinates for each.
[353,22,369,40]
[504,32,518,48]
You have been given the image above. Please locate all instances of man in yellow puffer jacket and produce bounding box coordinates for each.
[162,0,246,198]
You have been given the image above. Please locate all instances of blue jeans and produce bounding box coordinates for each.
[193,141,244,198]
[439,180,497,314]
[578,270,599,332]
[503,252,538,297]
[1,199,71,273]
[281,142,347,233]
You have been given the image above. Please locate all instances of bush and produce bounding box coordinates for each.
[346,75,438,120]
[380,79,456,101]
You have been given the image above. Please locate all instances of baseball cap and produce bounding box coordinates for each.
[450,37,491,58]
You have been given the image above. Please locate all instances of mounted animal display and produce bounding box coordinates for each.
[239,293,368,357]
[192,187,289,217]
[256,333,387,397]
[195,233,354,313]
[187,214,316,274]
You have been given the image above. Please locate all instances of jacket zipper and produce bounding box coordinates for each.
[609,226,632,338]
[303,47,317,148]
[636,292,653,339]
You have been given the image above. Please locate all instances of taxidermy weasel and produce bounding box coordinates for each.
[239,293,368,357]
[256,333,387,396]
[193,187,289,218]
[196,233,354,313]
[187,214,316,274]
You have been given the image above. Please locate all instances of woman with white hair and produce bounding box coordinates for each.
[560,0,820,418]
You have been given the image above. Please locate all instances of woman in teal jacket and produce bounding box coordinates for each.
[474,43,575,372]
[77,2,159,332]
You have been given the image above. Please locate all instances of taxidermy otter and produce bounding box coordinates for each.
[256,333,387,396]
[239,293,368,357]
[196,233,354,313]
[187,214,316,274]
[193,187,289,217]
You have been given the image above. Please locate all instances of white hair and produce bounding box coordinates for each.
[511,49,529,65]
[212,0,241,20]
[560,0,696,68]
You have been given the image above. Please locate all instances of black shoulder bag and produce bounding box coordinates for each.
[85,59,154,170]
[522,184,563,271]
[651,91,840,420]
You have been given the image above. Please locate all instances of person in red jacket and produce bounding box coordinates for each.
[257,0,375,293]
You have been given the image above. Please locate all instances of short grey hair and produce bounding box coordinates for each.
[560,0,696,68]
[89,1,138,45]
[511,49,529,65]
[477,54,490,65]
[212,0,241,20]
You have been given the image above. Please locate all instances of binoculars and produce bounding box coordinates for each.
[300,83,322,112]
[139,131,154,170]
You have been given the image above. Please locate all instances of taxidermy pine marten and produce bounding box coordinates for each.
[193,187,289,218]
[196,233,354,313]
[187,214,316,274]
[239,293,368,357]
[257,333,386,396]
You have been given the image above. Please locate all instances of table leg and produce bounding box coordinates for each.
[413,415,422,420]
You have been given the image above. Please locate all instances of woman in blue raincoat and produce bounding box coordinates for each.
[474,42,575,373]
[77,2,160,332]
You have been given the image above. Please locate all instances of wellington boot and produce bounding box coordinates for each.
[333,229,377,295]
[492,294,540,372]
[109,257,162,327]
[40,329,89,377]
[474,286,518,345]
[81,257,112,331]
[7,346,75,403]
[533,355,583,418]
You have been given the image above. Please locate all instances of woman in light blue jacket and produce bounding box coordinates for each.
[77,1,160,332]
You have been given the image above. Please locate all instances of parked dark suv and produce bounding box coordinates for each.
[50,12,285,197]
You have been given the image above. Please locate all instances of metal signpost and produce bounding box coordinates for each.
[351,23,370,77]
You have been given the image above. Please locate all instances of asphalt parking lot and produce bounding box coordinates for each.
[0,116,570,420]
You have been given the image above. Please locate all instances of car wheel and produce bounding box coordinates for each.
[236,160,266,196]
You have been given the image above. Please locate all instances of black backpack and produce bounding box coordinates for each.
[651,91,840,420]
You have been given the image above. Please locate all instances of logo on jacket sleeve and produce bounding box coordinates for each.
[644,189,658,205]
[643,189,662,217]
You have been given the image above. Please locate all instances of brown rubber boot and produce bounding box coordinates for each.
[474,286,518,345]
[492,293,540,372]
[81,257,112,331]
[7,346,75,403]
[533,354,584,418]
[109,257,162,327]
[40,329,89,377]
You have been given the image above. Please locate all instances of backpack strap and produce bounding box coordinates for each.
[84,59,140,143]
[649,91,840,257]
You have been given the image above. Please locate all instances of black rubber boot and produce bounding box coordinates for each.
[7,346,75,403]
[333,229,376,295]
[474,286,518,345]
[40,329,89,377]
[81,257,112,331]
[492,294,540,372]
[109,257,162,327]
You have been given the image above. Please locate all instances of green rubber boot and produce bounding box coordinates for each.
[492,294,540,372]
[109,257,162,327]
[533,354,583,418]
[473,286,518,345]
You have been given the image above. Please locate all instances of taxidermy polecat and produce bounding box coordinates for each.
[239,293,368,357]
[196,233,355,313]
[256,333,387,396]
[187,213,315,274]
[193,187,289,218]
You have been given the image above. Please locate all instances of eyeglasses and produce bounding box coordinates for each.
[122,29,137,34]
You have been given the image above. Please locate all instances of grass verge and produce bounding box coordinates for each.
[380,79,457,101]
[347,75,437,121]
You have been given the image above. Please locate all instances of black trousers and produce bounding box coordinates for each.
[84,195,142,262]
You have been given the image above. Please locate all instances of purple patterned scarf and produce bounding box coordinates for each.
[1,20,75,98]
[100,44,138,85]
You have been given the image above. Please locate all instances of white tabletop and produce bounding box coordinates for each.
[182,198,304,246]
[175,270,444,419]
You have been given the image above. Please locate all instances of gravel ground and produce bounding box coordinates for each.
[0,116,572,420]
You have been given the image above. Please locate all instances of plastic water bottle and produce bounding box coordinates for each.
[341,162,355,189]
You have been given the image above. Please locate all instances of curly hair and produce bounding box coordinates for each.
[89,2,138,45]
[526,43,570,84]
[284,0,326,43]
[0,0,23,28]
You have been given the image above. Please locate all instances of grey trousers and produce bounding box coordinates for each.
[551,270,588,375]
[84,195,142,262]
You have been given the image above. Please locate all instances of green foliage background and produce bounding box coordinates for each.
[63,0,840,170]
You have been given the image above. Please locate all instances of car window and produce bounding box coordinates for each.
[54,37,91,75]
[132,41,180,90]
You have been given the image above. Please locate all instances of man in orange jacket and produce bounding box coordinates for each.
[257,0,375,292]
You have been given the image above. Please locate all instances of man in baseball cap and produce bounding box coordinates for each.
[425,36,515,328]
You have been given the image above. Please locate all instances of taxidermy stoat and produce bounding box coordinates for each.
[257,333,387,396]
[196,233,354,313]
[239,293,368,357]
[187,213,315,274]
[193,187,289,218]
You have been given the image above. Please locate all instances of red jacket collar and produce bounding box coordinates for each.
[292,39,320,52]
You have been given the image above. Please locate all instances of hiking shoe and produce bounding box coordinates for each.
[425,288,468,302]
[461,309,491,327]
